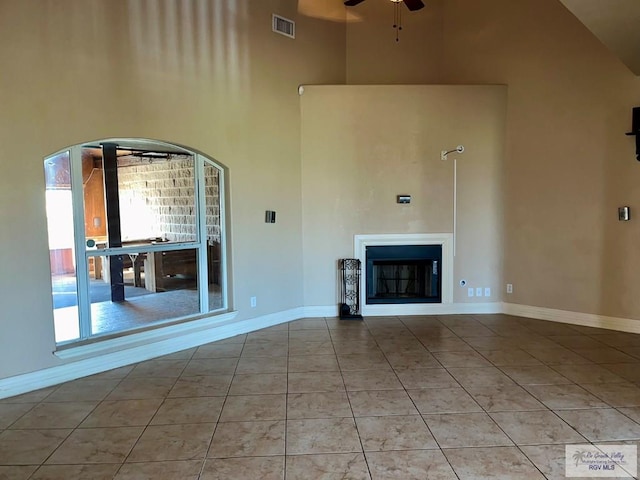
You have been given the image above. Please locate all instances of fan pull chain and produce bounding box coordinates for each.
[392,2,402,42]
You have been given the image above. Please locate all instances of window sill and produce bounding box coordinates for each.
[54,310,238,361]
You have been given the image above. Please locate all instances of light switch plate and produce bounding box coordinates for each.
[619,206,630,221]
[265,210,276,223]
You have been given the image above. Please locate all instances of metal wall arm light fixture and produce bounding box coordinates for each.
[440,145,465,257]
[440,145,465,161]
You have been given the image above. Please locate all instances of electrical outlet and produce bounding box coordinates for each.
[250,296,257,308]
[484,287,491,297]
[475,287,482,297]
[506,284,513,294]
[468,287,474,297]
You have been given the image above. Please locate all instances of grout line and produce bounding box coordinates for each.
[7,315,640,478]
[337,315,373,479]
[116,351,195,472]
[283,319,292,478]
[194,334,247,478]
[24,367,136,475]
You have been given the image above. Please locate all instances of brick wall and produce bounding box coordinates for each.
[118,156,220,244]
[204,163,221,245]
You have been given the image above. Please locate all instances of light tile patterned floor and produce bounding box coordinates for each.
[2,314,640,479]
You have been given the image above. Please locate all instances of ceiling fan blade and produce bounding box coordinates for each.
[403,0,425,11]
[344,0,366,6]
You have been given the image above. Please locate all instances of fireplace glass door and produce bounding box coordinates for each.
[366,245,442,304]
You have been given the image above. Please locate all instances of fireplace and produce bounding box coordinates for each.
[354,233,453,315]
[366,245,441,304]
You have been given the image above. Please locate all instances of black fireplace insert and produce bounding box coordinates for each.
[366,245,441,304]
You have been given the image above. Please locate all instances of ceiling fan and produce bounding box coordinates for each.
[344,0,425,41]
[344,0,425,12]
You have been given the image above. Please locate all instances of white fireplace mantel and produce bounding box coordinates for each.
[354,233,453,316]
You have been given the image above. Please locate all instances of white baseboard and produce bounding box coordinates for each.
[309,302,640,330]
[303,305,339,317]
[362,302,502,316]
[304,303,502,317]
[4,302,639,399]
[0,307,304,400]
[503,303,640,334]
[54,311,240,360]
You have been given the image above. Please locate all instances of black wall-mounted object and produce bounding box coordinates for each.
[626,107,640,161]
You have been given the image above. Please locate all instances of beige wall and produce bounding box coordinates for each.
[343,0,640,320]
[0,0,345,379]
[558,0,640,75]
[3,0,640,384]
[301,85,506,306]
[438,0,640,318]
[346,0,444,84]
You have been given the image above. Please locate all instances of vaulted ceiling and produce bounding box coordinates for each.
[558,0,640,75]
[300,0,640,76]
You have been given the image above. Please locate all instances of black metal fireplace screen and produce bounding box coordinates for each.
[338,258,362,319]
[366,245,442,304]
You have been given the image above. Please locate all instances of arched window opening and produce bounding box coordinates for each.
[43,139,227,345]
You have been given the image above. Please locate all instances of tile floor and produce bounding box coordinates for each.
[54,285,223,343]
[2,314,640,479]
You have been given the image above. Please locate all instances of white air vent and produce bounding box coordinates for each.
[272,14,295,39]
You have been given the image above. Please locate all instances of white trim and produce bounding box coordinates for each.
[503,303,640,334]
[6,302,640,399]
[69,145,91,339]
[0,308,306,400]
[305,303,500,317]
[303,305,340,318]
[362,302,501,316]
[453,159,457,256]
[354,233,454,316]
[216,161,229,311]
[55,311,239,360]
[196,154,209,312]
